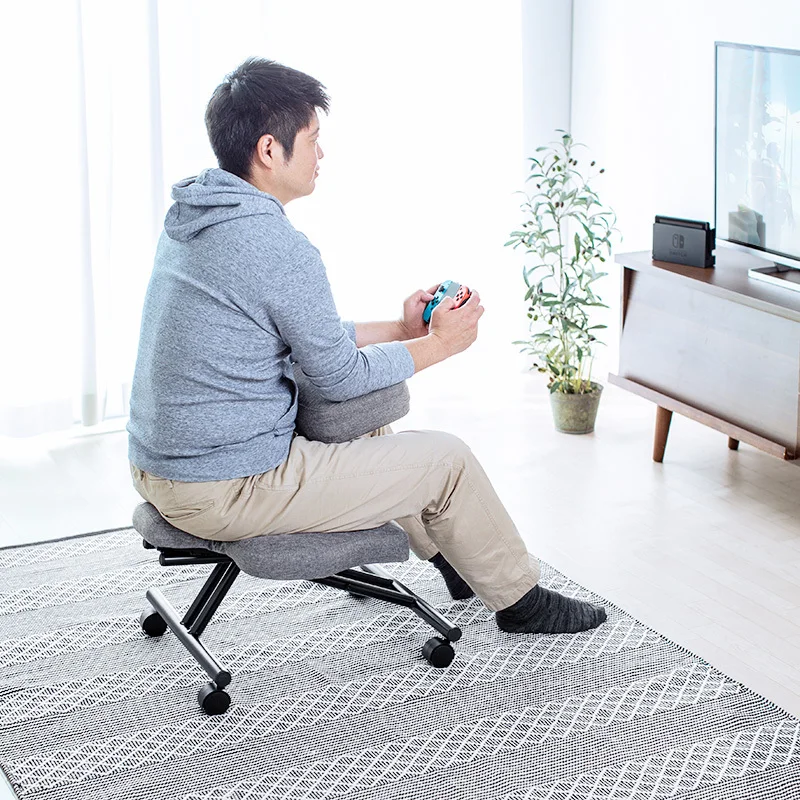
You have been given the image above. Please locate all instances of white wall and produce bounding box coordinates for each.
[514,1,575,377]
[569,0,800,377]
[521,1,573,162]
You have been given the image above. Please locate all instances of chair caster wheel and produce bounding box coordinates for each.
[139,608,167,637]
[422,636,455,668]
[198,683,231,715]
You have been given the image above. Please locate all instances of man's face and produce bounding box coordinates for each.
[276,113,324,202]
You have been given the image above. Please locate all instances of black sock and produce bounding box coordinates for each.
[496,584,606,634]
[428,552,475,600]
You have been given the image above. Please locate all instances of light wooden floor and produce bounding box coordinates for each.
[1,348,799,799]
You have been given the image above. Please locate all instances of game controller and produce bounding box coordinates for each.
[422,280,472,324]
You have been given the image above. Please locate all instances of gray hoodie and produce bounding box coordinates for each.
[127,168,414,481]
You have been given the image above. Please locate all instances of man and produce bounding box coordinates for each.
[128,57,606,635]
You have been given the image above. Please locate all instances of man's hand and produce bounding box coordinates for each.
[398,283,440,340]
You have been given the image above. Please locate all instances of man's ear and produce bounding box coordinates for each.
[254,133,279,171]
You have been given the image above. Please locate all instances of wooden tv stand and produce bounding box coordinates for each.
[609,249,800,463]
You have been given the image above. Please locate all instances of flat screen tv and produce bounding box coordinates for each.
[715,41,800,291]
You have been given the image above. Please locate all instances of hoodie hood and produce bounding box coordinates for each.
[164,168,286,242]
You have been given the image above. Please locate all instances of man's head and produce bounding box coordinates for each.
[205,58,330,204]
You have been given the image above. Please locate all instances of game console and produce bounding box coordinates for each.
[422,280,472,323]
[652,215,715,268]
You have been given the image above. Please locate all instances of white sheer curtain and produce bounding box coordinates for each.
[0,0,163,437]
[0,0,524,438]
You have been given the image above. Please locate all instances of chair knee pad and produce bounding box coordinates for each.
[293,364,410,443]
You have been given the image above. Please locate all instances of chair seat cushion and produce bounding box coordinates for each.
[132,502,410,580]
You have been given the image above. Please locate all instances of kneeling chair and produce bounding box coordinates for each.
[134,365,462,715]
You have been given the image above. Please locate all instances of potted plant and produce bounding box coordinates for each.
[505,130,620,434]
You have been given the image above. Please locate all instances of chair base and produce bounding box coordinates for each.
[312,563,462,643]
[140,541,462,715]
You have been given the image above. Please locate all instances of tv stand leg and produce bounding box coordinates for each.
[653,406,672,463]
[728,437,740,451]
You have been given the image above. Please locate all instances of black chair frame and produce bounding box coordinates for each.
[139,539,462,715]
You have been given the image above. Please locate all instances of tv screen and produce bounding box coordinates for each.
[716,42,800,265]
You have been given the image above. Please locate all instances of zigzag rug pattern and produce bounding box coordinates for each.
[1,528,798,800]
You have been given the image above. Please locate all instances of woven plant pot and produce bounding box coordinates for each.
[549,382,603,434]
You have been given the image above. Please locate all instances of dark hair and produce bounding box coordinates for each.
[205,58,330,179]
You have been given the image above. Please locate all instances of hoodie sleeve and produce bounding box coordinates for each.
[256,241,414,402]
[342,320,357,343]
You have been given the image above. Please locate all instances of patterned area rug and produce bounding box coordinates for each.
[1,529,799,800]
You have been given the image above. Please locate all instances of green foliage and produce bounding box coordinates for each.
[505,130,621,394]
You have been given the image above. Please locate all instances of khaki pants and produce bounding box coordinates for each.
[130,425,540,611]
